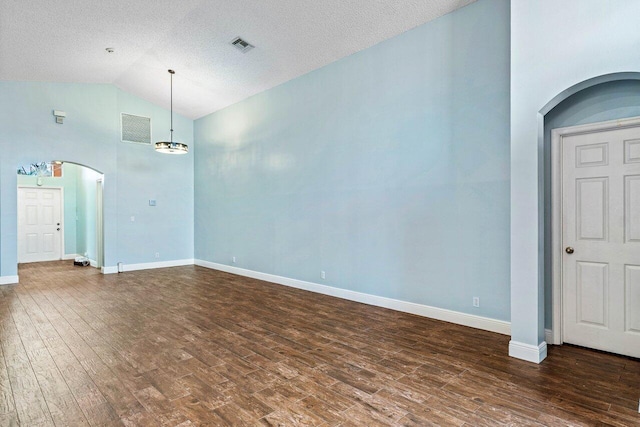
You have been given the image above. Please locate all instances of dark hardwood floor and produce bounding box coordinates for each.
[0,261,638,426]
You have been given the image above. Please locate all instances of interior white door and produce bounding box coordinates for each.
[17,187,63,263]
[562,126,640,358]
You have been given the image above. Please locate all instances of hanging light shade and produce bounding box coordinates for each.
[155,69,188,154]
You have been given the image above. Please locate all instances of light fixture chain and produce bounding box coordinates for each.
[170,70,173,143]
[154,68,187,154]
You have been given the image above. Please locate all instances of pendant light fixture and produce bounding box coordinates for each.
[155,69,188,154]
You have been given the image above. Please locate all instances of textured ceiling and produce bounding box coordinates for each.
[0,0,475,119]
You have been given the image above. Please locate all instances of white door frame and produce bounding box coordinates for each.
[550,115,640,345]
[96,178,104,269]
[17,185,65,262]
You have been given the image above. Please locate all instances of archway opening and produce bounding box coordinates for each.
[16,161,105,269]
[540,75,640,346]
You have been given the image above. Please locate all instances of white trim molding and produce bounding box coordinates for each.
[101,266,118,274]
[509,340,548,364]
[194,260,511,336]
[121,259,194,273]
[101,259,194,274]
[0,275,19,285]
[545,328,553,345]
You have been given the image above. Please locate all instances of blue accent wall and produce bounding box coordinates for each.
[0,82,194,276]
[115,90,194,264]
[194,0,511,320]
[543,79,640,328]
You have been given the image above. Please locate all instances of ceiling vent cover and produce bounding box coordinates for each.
[121,113,151,144]
[230,37,254,53]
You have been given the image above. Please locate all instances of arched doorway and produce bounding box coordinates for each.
[16,161,105,268]
[540,73,640,358]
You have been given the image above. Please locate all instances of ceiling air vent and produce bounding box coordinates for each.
[230,37,254,53]
[121,113,151,145]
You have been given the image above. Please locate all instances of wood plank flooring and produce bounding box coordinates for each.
[0,261,638,426]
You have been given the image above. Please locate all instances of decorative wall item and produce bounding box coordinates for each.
[17,161,62,177]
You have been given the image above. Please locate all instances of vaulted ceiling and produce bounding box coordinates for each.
[0,0,475,119]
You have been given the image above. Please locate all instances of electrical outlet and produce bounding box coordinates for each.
[473,297,480,308]
[155,252,160,259]
[232,256,236,263]
[321,271,326,280]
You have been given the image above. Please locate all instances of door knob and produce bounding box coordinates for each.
[565,247,574,254]
[56,228,60,231]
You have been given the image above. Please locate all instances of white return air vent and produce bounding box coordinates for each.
[230,37,254,53]
[121,113,151,144]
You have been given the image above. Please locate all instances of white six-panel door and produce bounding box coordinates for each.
[562,126,640,358]
[17,187,63,263]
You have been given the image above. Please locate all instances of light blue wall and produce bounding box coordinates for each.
[0,82,116,276]
[195,0,511,320]
[116,90,194,264]
[511,0,640,350]
[0,82,194,277]
[17,163,78,255]
[543,80,640,328]
[76,166,101,260]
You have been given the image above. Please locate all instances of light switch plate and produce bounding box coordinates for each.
[149,200,156,206]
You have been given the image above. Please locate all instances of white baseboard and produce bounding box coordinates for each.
[0,275,19,285]
[101,266,118,274]
[89,259,97,268]
[101,259,194,274]
[545,328,553,344]
[509,340,548,364]
[121,259,194,273]
[194,260,511,336]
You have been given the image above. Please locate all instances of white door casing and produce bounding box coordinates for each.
[96,178,104,269]
[552,117,640,358]
[17,187,63,263]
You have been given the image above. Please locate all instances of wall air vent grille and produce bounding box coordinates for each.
[230,37,255,53]
[121,113,151,144]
